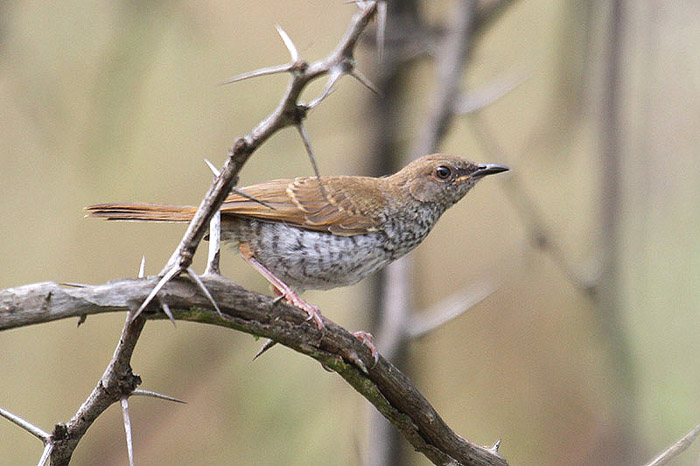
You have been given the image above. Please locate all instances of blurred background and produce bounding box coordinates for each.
[1,1,698,464]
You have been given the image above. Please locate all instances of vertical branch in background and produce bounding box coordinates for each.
[367,1,477,464]
[412,0,476,158]
[366,2,424,464]
[595,0,640,462]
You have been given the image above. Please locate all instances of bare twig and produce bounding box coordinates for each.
[49,311,146,465]
[0,406,50,441]
[0,277,507,465]
[644,423,700,466]
[408,279,499,338]
[412,0,477,158]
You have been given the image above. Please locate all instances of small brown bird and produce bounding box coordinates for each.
[87,154,507,338]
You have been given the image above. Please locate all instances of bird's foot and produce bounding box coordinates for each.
[280,289,324,331]
[352,330,378,364]
[239,243,324,330]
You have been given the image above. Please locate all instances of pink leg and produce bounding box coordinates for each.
[239,243,324,330]
[352,330,378,363]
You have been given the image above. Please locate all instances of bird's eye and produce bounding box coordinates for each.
[434,165,452,180]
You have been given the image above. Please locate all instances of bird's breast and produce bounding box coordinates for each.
[223,219,392,291]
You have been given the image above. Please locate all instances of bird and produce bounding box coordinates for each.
[86,154,508,351]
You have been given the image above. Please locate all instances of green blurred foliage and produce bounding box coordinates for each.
[0,1,698,465]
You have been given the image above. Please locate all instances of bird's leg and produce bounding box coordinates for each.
[352,331,378,363]
[239,243,324,330]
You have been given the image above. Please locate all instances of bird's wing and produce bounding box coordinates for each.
[220,176,386,236]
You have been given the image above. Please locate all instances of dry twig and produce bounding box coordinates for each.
[0,277,507,466]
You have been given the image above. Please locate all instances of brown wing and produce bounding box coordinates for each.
[220,176,386,236]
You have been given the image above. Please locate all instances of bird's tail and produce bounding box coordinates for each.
[85,203,197,222]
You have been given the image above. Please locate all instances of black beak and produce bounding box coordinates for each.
[473,163,509,177]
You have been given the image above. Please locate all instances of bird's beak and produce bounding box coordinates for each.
[473,163,509,177]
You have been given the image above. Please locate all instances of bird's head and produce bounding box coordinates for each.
[392,154,509,207]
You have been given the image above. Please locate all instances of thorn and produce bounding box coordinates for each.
[0,406,50,441]
[489,439,501,454]
[204,161,223,276]
[253,339,278,360]
[307,67,344,109]
[296,122,327,197]
[59,282,87,288]
[77,314,87,327]
[203,159,221,176]
[160,301,176,327]
[231,187,275,210]
[131,389,187,404]
[138,255,146,279]
[120,397,135,466]
[37,443,53,466]
[350,68,381,95]
[271,295,285,305]
[132,266,181,322]
[347,350,368,375]
[221,63,293,85]
[186,267,224,318]
[275,24,299,62]
[205,209,222,275]
[376,0,387,62]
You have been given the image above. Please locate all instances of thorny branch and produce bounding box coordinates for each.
[0,277,507,466]
[0,2,507,465]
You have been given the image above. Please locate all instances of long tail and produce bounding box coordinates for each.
[85,203,197,222]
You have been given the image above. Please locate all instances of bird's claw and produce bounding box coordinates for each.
[282,292,324,330]
[352,330,378,365]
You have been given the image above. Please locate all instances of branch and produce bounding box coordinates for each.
[412,0,477,158]
[408,279,499,338]
[49,312,146,465]
[367,0,520,462]
[0,277,507,465]
[644,423,700,466]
